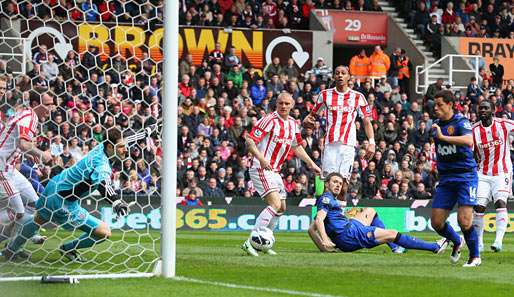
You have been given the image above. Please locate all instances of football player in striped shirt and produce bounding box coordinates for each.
[472,100,513,252]
[241,93,321,256]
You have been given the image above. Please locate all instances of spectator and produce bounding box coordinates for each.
[349,49,370,83]
[204,177,225,198]
[224,47,240,70]
[282,58,299,80]
[250,78,266,105]
[411,183,431,199]
[263,57,283,81]
[489,57,504,88]
[41,54,59,82]
[369,46,390,80]
[361,174,379,199]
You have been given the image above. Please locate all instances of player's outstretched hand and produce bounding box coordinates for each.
[432,123,443,139]
[321,239,336,252]
[112,200,130,218]
[309,162,322,176]
[302,114,316,129]
[41,150,53,164]
[365,142,376,160]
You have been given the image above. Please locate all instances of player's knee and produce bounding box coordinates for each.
[494,200,507,209]
[457,216,473,230]
[430,219,445,231]
[95,223,111,239]
[474,205,486,214]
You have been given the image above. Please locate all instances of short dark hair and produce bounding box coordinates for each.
[325,172,344,183]
[106,128,122,146]
[434,90,455,105]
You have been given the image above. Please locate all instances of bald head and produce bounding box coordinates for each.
[276,92,294,118]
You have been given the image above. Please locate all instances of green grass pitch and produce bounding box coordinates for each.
[2,230,514,297]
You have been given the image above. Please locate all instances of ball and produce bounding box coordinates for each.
[250,227,275,251]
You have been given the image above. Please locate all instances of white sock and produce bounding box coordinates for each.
[268,213,282,231]
[495,208,509,244]
[253,206,277,231]
[473,212,484,248]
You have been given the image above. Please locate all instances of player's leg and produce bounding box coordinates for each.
[242,169,283,256]
[457,178,481,267]
[373,228,447,253]
[14,170,47,244]
[0,209,14,244]
[352,208,403,253]
[336,145,355,201]
[431,182,463,253]
[473,174,490,252]
[3,211,46,260]
[60,210,110,262]
[491,174,510,252]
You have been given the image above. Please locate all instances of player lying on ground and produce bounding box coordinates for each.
[241,93,321,256]
[308,172,449,253]
[431,90,481,267]
[3,129,131,261]
[472,100,512,252]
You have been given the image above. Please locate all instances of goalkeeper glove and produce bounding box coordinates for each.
[112,200,130,218]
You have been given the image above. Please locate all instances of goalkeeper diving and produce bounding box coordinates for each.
[3,129,132,262]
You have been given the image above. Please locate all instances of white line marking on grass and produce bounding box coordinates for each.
[174,276,346,297]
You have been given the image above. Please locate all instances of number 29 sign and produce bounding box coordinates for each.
[314,10,388,46]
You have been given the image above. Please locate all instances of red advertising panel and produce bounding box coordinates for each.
[314,10,388,46]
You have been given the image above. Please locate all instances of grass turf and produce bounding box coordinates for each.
[1,230,514,297]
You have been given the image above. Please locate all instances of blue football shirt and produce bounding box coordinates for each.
[315,192,349,238]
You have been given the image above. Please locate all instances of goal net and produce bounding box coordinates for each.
[0,0,169,280]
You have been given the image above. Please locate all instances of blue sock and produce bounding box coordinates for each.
[62,232,104,251]
[7,215,40,252]
[462,227,480,258]
[394,233,439,252]
[435,223,461,246]
[371,214,400,251]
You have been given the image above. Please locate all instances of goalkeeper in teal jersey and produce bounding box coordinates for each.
[3,129,131,262]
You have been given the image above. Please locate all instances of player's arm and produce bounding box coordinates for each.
[432,123,473,146]
[308,210,336,252]
[303,92,324,128]
[359,94,375,158]
[246,136,271,170]
[292,145,321,175]
[18,138,52,163]
[97,178,130,218]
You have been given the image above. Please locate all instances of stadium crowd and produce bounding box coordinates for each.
[0,13,163,197]
[396,0,514,58]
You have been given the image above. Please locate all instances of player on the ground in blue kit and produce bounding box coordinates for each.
[3,129,131,261]
[431,90,481,267]
[308,172,449,254]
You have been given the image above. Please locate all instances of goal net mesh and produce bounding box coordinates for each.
[0,0,163,278]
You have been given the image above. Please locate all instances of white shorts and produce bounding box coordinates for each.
[249,168,287,200]
[0,170,25,215]
[477,173,512,207]
[322,142,355,179]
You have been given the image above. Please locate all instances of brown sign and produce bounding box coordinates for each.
[178,26,313,70]
[459,37,514,81]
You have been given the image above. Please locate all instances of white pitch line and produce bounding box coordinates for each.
[174,276,346,297]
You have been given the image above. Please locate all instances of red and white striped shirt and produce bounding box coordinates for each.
[312,88,371,146]
[0,108,38,172]
[472,118,514,176]
[248,111,303,171]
